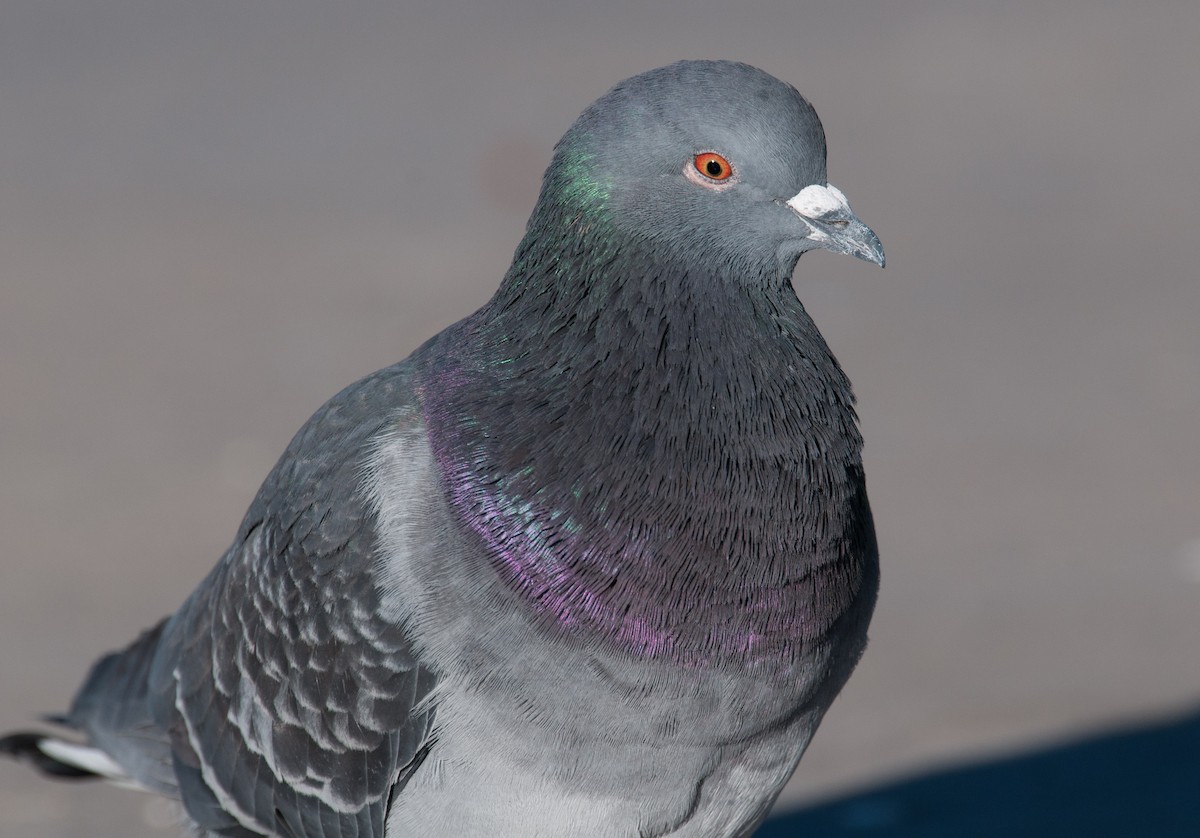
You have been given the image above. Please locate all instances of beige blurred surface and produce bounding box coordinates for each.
[2,2,1198,835]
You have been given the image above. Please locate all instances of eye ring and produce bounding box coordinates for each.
[692,152,734,182]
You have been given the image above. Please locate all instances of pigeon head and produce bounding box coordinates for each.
[534,59,884,280]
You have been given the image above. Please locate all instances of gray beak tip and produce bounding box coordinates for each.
[857,232,886,269]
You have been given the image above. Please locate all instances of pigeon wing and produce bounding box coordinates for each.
[73,364,438,837]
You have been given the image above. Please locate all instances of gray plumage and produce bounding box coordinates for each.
[1,60,884,837]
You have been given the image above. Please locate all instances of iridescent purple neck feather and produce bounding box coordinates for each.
[416,210,874,669]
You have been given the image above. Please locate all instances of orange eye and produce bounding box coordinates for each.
[693,152,733,181]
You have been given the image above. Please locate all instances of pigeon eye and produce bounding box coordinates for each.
[693,152,733,182]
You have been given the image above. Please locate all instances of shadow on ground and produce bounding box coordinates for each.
[758,707,1200,837]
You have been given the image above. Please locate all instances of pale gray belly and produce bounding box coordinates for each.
[382,667,829,838]
[369,415,854,837]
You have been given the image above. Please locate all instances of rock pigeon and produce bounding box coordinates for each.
[0,59,883,837]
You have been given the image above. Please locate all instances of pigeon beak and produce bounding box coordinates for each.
[785,183,885,268]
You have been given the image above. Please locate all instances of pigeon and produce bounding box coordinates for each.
[0,59,884,837]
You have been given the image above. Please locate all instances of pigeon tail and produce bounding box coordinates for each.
[1,617,181,795]
[0,729,123,781]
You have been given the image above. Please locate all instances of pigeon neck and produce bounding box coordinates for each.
[417,222,872,669]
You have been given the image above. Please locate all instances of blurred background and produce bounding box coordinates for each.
[1,2,1198,835]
